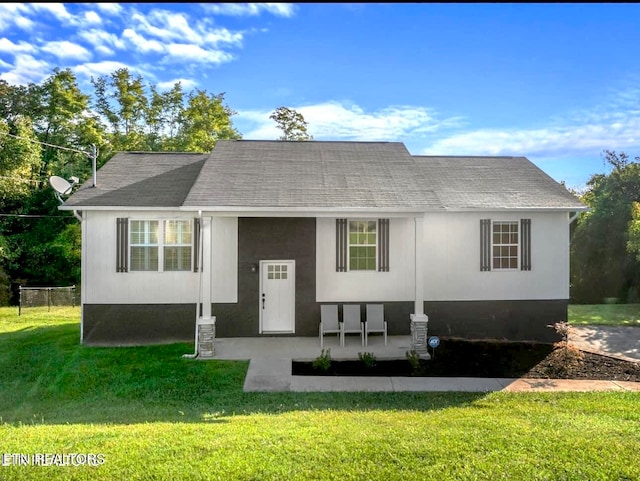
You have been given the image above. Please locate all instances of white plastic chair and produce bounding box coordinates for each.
[341,304,364,347]
[319,304,341,347]
[365,304,387,346]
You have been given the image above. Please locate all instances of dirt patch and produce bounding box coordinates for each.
[292,339,640,382]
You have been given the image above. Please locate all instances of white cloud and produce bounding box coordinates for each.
[239,101,464,140]
[26,3,104,28]
[95,3,122,16]
[132,10,199,44]
[202,29,244,48]
[0,38,35,54]
[41,40,92,61]
[422,122,640,158]
[83,11,102,25]
[73,60,135,79]
[0,54,51,85]
[78,28,126,55]
[122,7,242,65]
[157,78,198,91]
[129,9,243,47]
[0,4,32,31]
[202,3,296,17]
[422,87,640,159]
[165,43,234,65]
[122,29,165,54]
[28,3,73,24]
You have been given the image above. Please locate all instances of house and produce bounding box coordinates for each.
[59,140,587,346]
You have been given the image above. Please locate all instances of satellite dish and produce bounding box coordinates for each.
[49,175,79,204]
[50,176,73,195]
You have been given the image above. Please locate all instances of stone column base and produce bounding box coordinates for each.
[410,313,431,360]
[197,317,216,358]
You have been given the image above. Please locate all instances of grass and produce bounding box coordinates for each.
[1,307,639,480]
[568,303,640,326]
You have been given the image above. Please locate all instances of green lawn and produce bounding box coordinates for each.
[569,303,640,326]
[1,307,639,480]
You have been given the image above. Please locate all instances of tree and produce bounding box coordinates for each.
[37,68,105,180]
[175,90,241,152]
[146,82,185,151]
[269,106,313,141]
[0,117,42,208]
[571,150,640,303]
[92,68,148,151]
[0,67,245,301]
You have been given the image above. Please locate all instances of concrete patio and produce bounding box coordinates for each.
[202,334,414,361]
[195,332,640,393]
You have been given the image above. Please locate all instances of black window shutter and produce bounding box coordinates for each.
[480,219,491,271]
[116,217,129,273]
[336,218,347,272]
[193,217,201,272]
[378,218,390,272]
[521,218,532,271]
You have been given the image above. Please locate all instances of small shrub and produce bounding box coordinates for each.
[358,352,377,368]
[549,321,585,373]
[312,349,332,371]
[406,349,424,376]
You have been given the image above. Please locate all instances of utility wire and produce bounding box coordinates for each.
[0,130,92,157]
[0,176,41,185]
[0,213,74,219]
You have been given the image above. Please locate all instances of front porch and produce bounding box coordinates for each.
[198,334,415,361]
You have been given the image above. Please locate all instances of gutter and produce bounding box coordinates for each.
[568,211,582,224]
[183,209,204,359]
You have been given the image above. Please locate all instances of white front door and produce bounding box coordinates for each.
[260,260,295,333]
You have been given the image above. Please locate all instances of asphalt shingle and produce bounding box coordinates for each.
[61,141,586,211]
[62,152,208,207]
[183,140,442,209]
[413,155,585,210]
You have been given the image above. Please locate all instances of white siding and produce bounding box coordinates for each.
[422,212,570,301]
[83,211,237,304]
[316,212,570,303]
[316,217,415,302]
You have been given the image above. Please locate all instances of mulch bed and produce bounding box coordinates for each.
[291,339,640,382]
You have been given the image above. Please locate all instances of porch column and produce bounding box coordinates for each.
[197,216,215,357]
[410,215,430,358]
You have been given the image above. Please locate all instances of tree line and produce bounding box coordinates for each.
[0,67,636,305]
[0,68,312,304]
[571,150,640,304]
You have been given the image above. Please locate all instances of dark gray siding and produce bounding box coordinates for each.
[81,299,565,344]
[424,299,566,343]
[214,217,318,337]
[83,304,195,345]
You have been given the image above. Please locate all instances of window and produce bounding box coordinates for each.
[164,220,192,271]
[130,220,159,271]
[336,218,389,272]
[126,219,193,272]
[349,220,377,271]
[267,264,288,280]
[492,221,518,270]
[480,218,532,272]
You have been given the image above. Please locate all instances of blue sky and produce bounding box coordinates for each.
[1,3,639,190]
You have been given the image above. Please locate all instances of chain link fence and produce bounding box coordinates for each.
[18,285,76,315]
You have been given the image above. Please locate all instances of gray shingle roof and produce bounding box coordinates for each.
[183,140,441,209]
[62,152,208,207]
[61,141,586,211]
[412,156,586,210]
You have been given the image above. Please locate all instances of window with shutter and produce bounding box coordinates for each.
[480,218,532,271]
[336,218,390,272]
